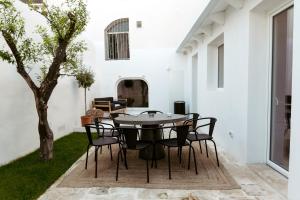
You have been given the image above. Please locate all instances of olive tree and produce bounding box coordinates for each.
[0,0,88,160]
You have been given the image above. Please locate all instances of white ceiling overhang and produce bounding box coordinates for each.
[176,0,244,54]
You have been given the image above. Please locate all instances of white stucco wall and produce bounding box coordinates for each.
[247,6,269,163]
[288,0,300,199]
[183,0,295,165]
[182,0,300,197]
[83,0,209,113]
[184,2,255,163]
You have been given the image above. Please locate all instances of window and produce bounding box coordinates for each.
[105,18,130,60]
[117,80,148,107]
[218,44,224,88]
[207,33,224,89]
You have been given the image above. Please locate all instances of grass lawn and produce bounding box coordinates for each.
[0,132,87,200]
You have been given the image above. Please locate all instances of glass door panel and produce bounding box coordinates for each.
[270,6,293,171]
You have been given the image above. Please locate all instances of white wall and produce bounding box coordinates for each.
[247,3,269,163]
[183,0,298,165]
[83,0,209,113]
[288,0,300,199]
[184,2,255,163]
[85,0,211,114]
[181,0,300,197]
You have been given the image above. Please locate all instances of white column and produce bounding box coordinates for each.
[288,2,300,200]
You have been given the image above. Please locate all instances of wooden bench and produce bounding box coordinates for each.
[92,97,127,113]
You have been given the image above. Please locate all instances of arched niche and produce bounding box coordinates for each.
[117,79,148,107]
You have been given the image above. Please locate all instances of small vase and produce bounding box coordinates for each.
[81,115,92,127]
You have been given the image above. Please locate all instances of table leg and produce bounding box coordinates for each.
[139,125,165,160]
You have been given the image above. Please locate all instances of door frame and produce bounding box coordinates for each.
[266,0,294,177]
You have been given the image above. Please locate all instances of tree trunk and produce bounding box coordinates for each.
[36,99,54,160]
[84,87,87,113]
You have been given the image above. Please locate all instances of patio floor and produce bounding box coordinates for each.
[38,142,287,200]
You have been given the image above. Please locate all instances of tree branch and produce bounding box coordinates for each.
[40,12,77,102]
[1,30,39,94]
[31,4,63,39]
[64,12,77,41]
[59,73,76,77]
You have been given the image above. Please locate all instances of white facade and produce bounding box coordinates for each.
[84,0,209,113]
[1,0,300,198]
[178,0,299,199]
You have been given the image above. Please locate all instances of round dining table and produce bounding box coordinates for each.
[114,113,187,160]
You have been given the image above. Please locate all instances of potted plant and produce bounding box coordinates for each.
[76,68,95,126]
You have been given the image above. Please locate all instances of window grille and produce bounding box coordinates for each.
[105,18,130,60]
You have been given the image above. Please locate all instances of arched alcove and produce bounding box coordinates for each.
[117,79,148,107]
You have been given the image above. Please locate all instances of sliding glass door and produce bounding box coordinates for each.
[270,6,294,171]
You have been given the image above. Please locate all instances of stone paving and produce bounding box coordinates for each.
[38,143,287,200]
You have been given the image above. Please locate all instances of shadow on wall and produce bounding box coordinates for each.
[117,80,148,107]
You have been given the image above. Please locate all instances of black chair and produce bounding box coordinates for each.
[186,117,219,168]
[116,127,155,183]
[140,110,165,140]
[158,125,198,179]
[84,124,119,178]
[110,112,140,139]
[169,113,200,137]
[186,113,200,130]
[169,113,201,153]
[110,112,132,128]
[94,118,119,137]
[94,118,124,160]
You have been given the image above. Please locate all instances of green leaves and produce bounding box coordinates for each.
[76,68,95,89]
[36,65,48,84]
[0,0,25,39]
[0,49,15,64]
[1,0,89,85]
[19,38,41,64]
[32,0,88,41]
[0,0,12,8]
[63,40,87,72]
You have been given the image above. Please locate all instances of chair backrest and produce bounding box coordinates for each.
[95,97,113,102]
[186,113,200,130]
[194,117,217,136]
[110,112,130,127]
[94,118,102,137]
[174,125,190,146]
[118,127,140,149]
[94,118,115,136]
[140,110,163,115]
[207,118,217,136]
